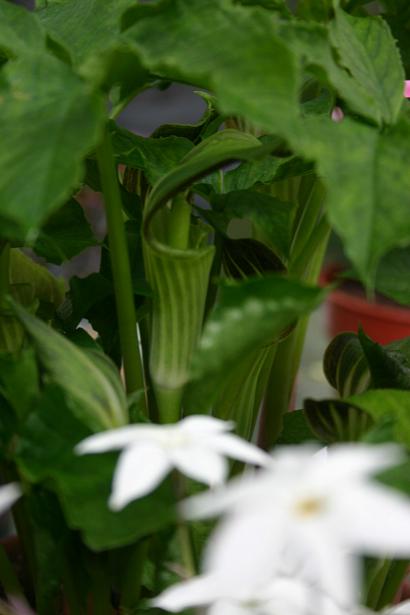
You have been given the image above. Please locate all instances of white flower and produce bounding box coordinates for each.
[0,483,21,514]
[383,602,410,615]
[182,444,410,607]
[75,415,270,510]
[154,569,349,615]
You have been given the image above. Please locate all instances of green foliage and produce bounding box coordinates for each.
[0,53,104,241]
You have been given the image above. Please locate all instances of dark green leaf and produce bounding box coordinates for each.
[33,198,97,265]
[323,332,371,396]
[330,8,405,124]
[33,199,96,264]
[0,0,46,59]
[276,410,320,445]
[126,0,300,134]
[0,53,104,242]
[210,190,295,263]
[304,397,373,443]
[12,303,128,431]
[17,386,177,551]
[374,247,410,306]
[0,349,39,421]
[222,153,313,193]
[110,122,193,185]
[359,329,410,390]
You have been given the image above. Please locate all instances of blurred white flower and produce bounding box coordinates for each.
[75,415,270,510]
[182,444,410,606]
[383,601,410,615]
[0,483,21,515]
[154,571,348,615]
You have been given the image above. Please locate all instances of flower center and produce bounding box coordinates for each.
[294,497,325,518]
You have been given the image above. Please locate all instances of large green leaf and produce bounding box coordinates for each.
[348,388,410,447]
[37,0,148,88]
[17,386,176,551]
[0,0,46,59]
[110,122,193,185]
[185,275,325,412]
[330,7,404,125]
[12,303,127,431]
[304,397,373,443]
[126,0,300,134]
[374,247,410,306]
[33,198,96,265]
[0,53,104,242]
[291,115,410,286]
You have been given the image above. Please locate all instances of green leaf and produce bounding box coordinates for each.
[17,386,177,551]
[126,0,300,134]
[348,388,410,447]
[185,275,325,412]
[37,0,143,85]
[304,397,373,443]
[0,1,46,60]
[0,53,104,242]
[210,190,295,263]
[329,8,405,124]
[0,349,39,421]
[234,0,290,17]
[10,249,65,311]
[374,247,410,306]
[276,410,320,445]
[110,122,193,185]
[222,152,313,193]
[290,115,410,286]
[12,303,128,431]
[274,20,392,125]
[323,332,371,397]
[145,130,268,224]
[359,329,410,390]
[33,198,97,265]
[212,345,275,440]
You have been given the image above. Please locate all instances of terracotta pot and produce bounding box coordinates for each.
[321,265,410,344]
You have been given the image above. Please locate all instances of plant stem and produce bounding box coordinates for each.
[367,559,391,610]
[167,195,191,250]
[0,242,10,308]
[96,125,145,398]
[173,474,197,577]
[0,543,26,603]
[377,559,409,610]
[118,539,150,610]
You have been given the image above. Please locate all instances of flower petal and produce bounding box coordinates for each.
[152,575,225,611]
[384,600,410,615]
[338,483,410,556]
[75,425,157,455]
[0,483,21,515]
[109,442,171,510]
[209,432,271,467]
[179,415,234,435]
[172,446,228,487]
[208,601,250,615]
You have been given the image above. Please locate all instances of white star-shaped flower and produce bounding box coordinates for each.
[75,415,270,510]
[182,444,410,607]
[384,602,410,615]
[0,483,21,515]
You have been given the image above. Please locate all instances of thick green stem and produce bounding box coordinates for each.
[167,195,191,250]
[96,126,145,398]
